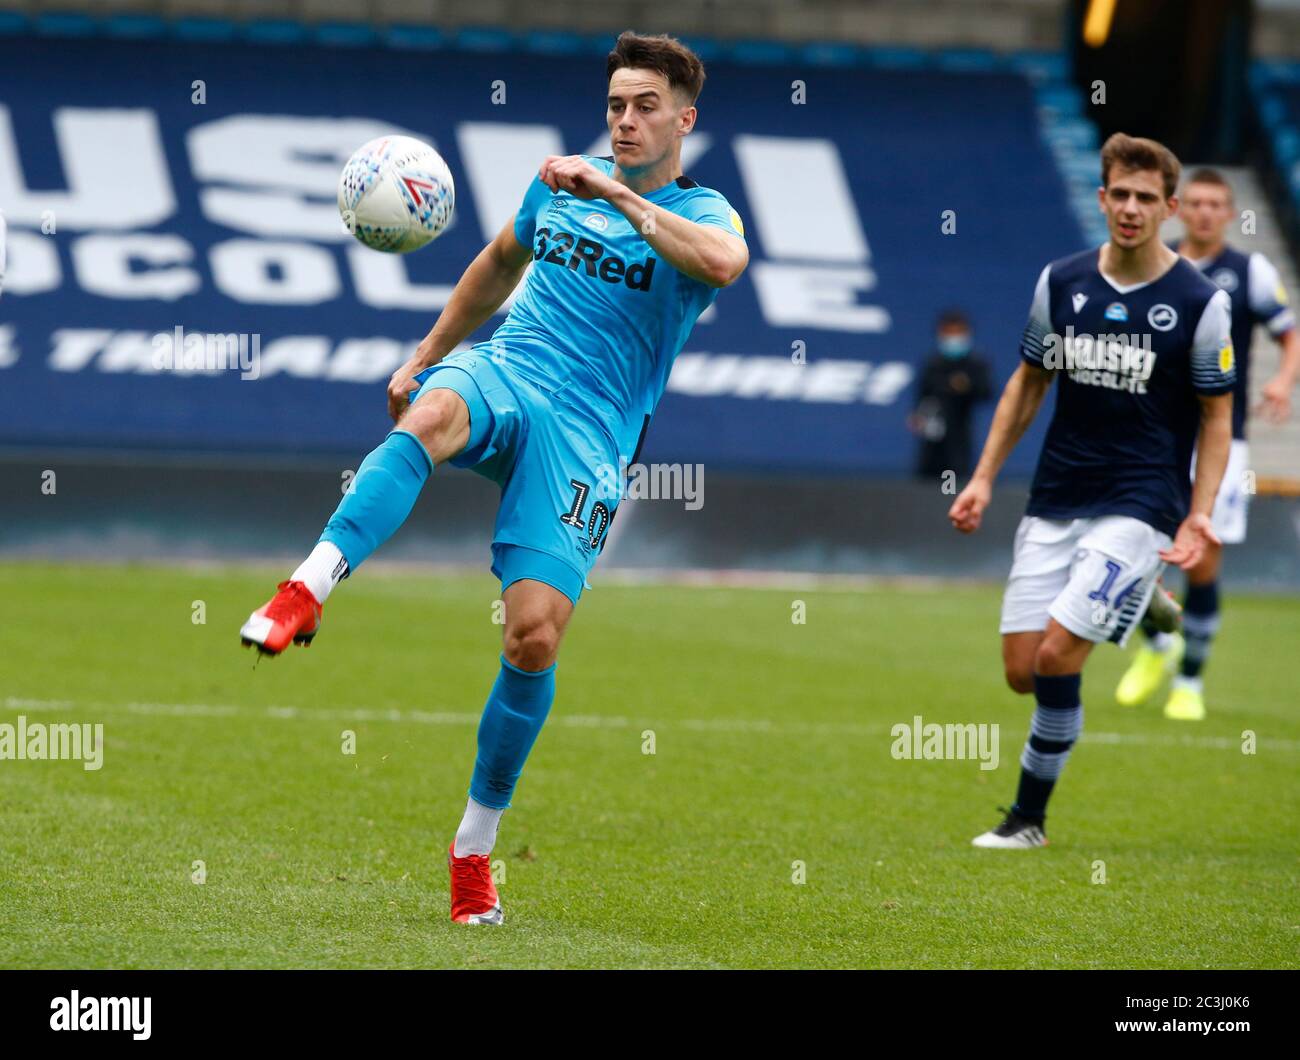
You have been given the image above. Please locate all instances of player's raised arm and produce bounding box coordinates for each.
[538,154,748,288]
[605,183,748,288]
[386,216,534,421]
[611,184,754,286]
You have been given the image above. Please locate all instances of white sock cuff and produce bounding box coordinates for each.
[453,797,504,858]
[290,541,347,605]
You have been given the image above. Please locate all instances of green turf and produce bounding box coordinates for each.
[0,561,1296,968]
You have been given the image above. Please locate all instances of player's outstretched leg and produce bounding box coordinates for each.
[448,579,572,924]
[975,623,1090,848]
[239,427,432,654]
[1164,579,1218,721]
[240,390,468,655]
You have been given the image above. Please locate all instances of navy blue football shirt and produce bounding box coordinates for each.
[1179,244,1294,439]
[1019,248,1234,538]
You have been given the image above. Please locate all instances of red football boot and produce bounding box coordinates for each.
[239,580,322,655]
[448,841,504,925]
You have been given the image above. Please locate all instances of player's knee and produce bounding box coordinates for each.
[1033,637,1070,676]
[503,619,561,672]
[1002,638,1037,694]
[1004,665,1035,695]
[398,388,459,453]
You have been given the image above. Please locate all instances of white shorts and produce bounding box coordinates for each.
[999,515,1173,647]
[1191,439,1250,545]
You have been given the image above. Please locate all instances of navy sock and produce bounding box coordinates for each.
[1011,673,1083,823]
[1181,581,1219,679]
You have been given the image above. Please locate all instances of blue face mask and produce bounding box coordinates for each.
[938,333,972,358]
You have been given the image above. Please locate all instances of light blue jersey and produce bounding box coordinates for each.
[408,157,744,604]
[484,155,745,456]
[316,156,745,826]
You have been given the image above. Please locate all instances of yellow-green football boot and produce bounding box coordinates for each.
[1115,633,1183,707]
[1163,681,1207,721]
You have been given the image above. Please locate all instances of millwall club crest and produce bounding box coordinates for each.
[1148,303,1178,331]
[1104,302,1128,322]
[1211,267,1238,292]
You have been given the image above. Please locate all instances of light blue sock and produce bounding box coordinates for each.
[469,656,557,810]
[319,430,432,572]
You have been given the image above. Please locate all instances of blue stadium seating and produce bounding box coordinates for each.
[1250,63,1300,247]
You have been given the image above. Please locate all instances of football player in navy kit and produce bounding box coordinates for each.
[1116,168,1299,721]
[947,134,1235,848]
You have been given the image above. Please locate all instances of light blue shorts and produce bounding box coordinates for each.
[409,349,622,605]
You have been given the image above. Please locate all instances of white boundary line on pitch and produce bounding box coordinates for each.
[0,555,1024,593]
[4,696,1295,753]
[11,555,1300,596]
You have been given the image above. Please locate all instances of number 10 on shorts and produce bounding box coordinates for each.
[560,478,611,550]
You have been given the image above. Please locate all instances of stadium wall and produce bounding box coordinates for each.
[3,455,1298,590]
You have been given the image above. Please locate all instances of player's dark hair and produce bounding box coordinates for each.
[937,309,970,329]
[606,31,706,105]
[1100,132,1181,199]
[1184,167,1233,200]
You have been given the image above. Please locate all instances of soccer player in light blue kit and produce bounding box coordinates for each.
[239,32,748,924]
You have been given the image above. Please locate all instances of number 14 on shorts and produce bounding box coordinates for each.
[1088,559,1141,624]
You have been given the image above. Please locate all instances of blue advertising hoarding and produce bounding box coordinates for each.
[0,34,1081,473]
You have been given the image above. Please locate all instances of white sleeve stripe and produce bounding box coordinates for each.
[1020,264,1053,363]
[1267,307,1296,335]
[1189,288,1234,391]
[1248,252,1290,320]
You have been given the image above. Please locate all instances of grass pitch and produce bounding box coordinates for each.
[0,561,1296,969]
